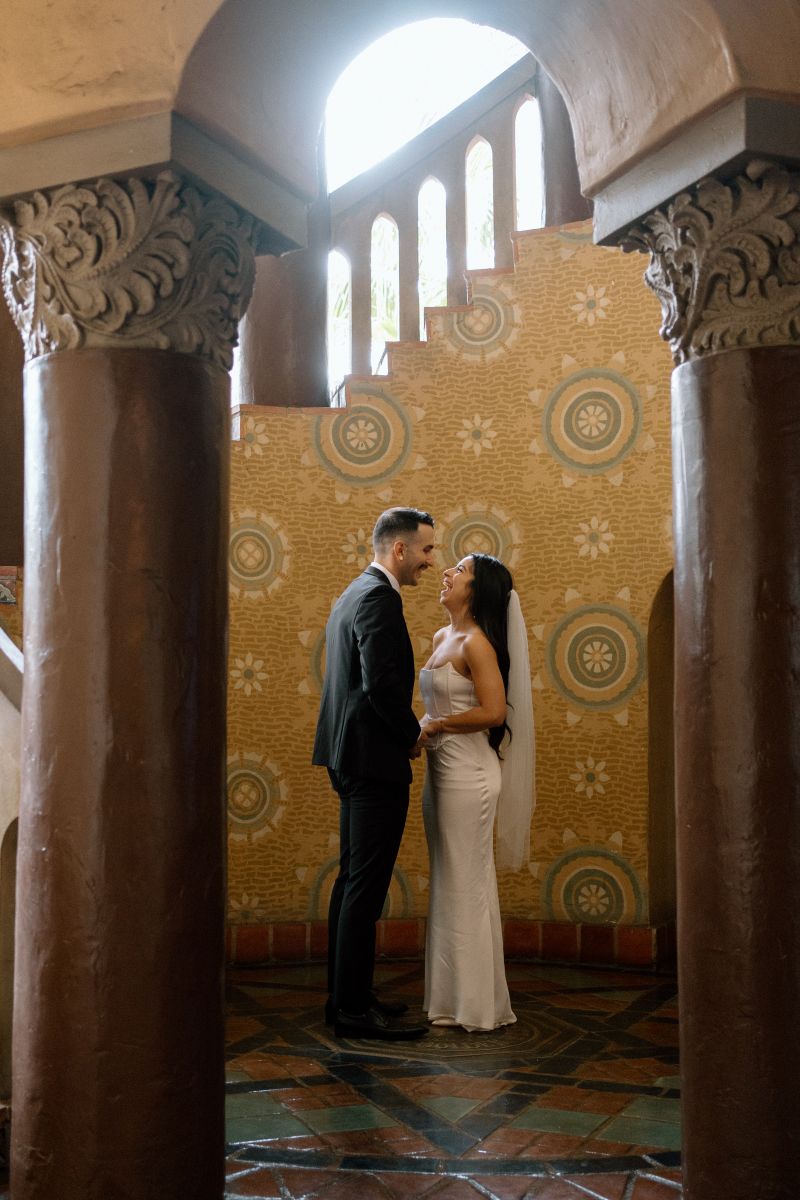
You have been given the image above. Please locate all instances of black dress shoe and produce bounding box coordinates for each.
[334,1006,428,1041]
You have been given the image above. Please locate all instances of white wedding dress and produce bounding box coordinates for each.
[419,662,516,1032]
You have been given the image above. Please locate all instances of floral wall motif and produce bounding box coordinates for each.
[227,221,674,928]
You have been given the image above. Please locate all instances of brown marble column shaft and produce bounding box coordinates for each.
[0,170,256,1200]
[672,347,800,1199]
[627,160,800,1200]
[14,348,230,1199]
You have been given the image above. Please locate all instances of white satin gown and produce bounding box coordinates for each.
[419,662,516,1032]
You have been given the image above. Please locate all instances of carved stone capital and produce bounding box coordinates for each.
[624,160,800,363]
[0,171,257,371]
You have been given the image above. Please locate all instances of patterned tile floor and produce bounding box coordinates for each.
[224,960,681,1198]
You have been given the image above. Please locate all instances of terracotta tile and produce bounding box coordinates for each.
[536,1086,629,1115]
[363,1173,441,1198]
[379,919,423,957]
[226,1159,255,1178]
[310,920,328,959]
[226,1166,284,1197]
[424,1180,485,1198]
[651,1169,682,1185]
[309,1175,389,1200]
[232,1056,296,1082]
[616,926,655,967]
[470,1177,540,1200]
[559,1174,629,1199]
[525,1182,595,1199]
[541,923,579,961]
[583,1140,635,1156]
[518,1131,587,1157]
[273,922,308,962]
[226,924,234,963]
[235,925,271,964]
[627,1019,679,1047]
[503,918,541,957]
[575,1058,670,1086]
[280,1167,353,1196]
[473,1126,540,1156]
[580,924,615,964]
[630,1178,683,1198]
[226,1016,267,1041]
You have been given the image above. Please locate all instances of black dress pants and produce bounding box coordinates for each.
[327,768,410,1014]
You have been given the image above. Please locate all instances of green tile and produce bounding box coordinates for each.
[421,1096,481,1122]
[225,1092,285,1118]
[655,1075,682,1091]
[225,1113,310,1143]
[595,1116,682,1150]
[225,1069,252,1083]
[624,1096,681,1123]
[302,1104,398,1133]
[510,1105,605,1136]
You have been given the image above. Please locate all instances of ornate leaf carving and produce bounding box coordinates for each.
[623,160,800,363]
[0,171,256,370]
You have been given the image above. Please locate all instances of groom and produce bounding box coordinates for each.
[313,507,435,1040]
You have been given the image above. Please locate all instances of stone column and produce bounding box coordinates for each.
[538,71,592,227]
[627,160,800,1200]
[0,171,256,1200]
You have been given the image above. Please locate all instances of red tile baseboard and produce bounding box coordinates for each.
[227,917,676,969]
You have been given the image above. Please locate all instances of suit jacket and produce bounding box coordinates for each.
[312,567,420,784]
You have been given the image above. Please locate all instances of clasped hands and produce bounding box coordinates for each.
[409,714,445,758]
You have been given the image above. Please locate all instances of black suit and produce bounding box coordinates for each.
[313,566,420,1013]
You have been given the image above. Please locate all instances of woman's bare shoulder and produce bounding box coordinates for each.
[463,626,498,663]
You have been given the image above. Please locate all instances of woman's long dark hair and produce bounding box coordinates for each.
[468,553,513,755]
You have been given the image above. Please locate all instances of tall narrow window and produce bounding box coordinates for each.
[417,178,447,337]
[465,138,494,269]
[370,215,399,373]
[327,249,351,399]
[514,97,544,230]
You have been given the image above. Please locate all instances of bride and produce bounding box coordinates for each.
[419,552,534,1032]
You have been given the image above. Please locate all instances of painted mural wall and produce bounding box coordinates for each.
[226,220,674,934]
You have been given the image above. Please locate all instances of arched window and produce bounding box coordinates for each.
[417,177,447,337]
[514,96,544,230]
[465,137,494,269]
[327,249,351,399]
[370,214,399,373]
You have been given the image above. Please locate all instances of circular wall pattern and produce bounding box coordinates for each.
[307,859,412,920]
[313,387,411,485]
[542,368,641,473]
[309,631,326,692]
[229,510,290,599]
[542,847,644,924]
[227,754,287,843]
[547,604,645,710]
[438,507,520,568]
[441,283,519,360]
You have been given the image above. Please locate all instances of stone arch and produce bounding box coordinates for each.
[173,0,787,211]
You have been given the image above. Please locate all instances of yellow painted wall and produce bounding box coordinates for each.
[227,221,674,930]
